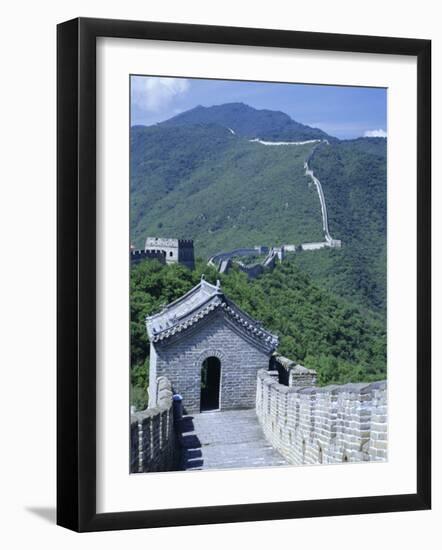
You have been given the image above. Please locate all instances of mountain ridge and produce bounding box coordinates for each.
[130,123,324,255]
[130,102,387,312]
[159,102,333,142]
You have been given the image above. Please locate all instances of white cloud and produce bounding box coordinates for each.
[131,77,189,112]
[363,128,387,138]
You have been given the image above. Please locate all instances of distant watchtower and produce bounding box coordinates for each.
[144,237,195,270]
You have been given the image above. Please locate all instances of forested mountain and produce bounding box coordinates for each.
[131,123,324,256]
[130,103,388,408]
[131,103,387,313]
[160,102,331,141]
[295,138,387,312]
[130,260,386,409]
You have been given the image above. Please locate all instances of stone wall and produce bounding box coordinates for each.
[272,354,317,386]
[144,237,195,269]
[130,376,178,473]
[177,239,195,270]
[256,369,387,465]
[237,262,265,279]
[153,311,271,414]
[130,248,166,265]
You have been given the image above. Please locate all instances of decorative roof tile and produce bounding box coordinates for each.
[146,278,278,352]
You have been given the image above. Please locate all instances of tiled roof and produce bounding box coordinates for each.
[146,278,278,352]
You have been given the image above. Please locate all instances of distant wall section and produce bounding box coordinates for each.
[145,237,195,269]
[130,248,166,265]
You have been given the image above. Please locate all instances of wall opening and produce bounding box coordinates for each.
[200,356,221,412]
[318,445,323,464]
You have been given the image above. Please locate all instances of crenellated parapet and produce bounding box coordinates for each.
[144,237,195,270]
[256,369,387,465]
[272,354,317,386]
[130,376,178,473]
[130,248,166,265]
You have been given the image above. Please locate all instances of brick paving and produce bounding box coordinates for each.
[177,409,288,470]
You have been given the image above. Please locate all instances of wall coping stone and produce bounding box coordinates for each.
[258,369,386,395]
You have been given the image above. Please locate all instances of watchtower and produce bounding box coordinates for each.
[144,237,195,270]
[146,279,278,414]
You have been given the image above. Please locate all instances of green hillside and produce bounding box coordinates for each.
[294,138,387,312]
[131,104,387,315]
[131,124,324,257]
[131,260,386,409]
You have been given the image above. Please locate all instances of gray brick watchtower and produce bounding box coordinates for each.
[145,237,195,270]
[146,278,278,414]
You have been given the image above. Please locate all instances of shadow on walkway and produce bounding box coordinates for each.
[176,409,288,471]
[176,415,204,470]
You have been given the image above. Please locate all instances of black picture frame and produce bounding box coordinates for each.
[57,17,431,532]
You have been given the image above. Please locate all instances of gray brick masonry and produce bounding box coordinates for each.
[130,376,178,473]
[132,284,387,473]
[153,311,271,414]
[256,369,387,464]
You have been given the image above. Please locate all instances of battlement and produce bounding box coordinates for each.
[144,236,195,270]
[130,248,166,265]
[256,369,387,465]
[145,237,178,248]
[178,239,194,246]
[271,354,317,386]
[130,376,178,473]
[145,237,194,247]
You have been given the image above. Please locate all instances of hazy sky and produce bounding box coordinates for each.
[130,75,387,140]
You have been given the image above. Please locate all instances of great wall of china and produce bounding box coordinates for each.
[130,377,178,473]
[256,369,387,465]
[207,139,340,277]
[130,361,387,473]
[130,277,387,473]
[131,139,340,277]
[129,137,386,474]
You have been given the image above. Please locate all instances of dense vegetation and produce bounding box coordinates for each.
[131,124,324,256]
[296,138,387,313]
[130,104,387,411]
[130,259,386,409]
[161,102,330,141]
[132,115,386,313]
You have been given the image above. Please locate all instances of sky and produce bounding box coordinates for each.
[130,76,387,140]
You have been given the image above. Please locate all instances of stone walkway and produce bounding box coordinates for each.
[177,409,288,471]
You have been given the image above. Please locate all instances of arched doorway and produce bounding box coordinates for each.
[200,356,221,412]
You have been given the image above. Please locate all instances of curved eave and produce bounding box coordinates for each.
[150,297,278,354]
[146,279,222,337]
[147,280,220,320]
[220,302,278,349]
[148,297,223,342]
